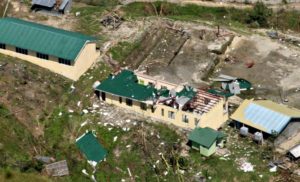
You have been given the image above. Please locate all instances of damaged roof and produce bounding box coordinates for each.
[76,131,107,163]
[188,127,225,149]
[32,0,56,8]
[0,18,96,61]
[96,70,157,101]
[231,99,300,134]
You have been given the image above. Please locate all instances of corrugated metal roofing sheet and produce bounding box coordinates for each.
[59,0,69,10]
[76,131,107,163]
[32,0,56,8]
[289,144,300,158]
[0,18,96,61]
[245,103,290,134]
[188,127,225,148]
[96,70,157,102]
[231,99,300,134]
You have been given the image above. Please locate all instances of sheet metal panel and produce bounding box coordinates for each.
[32,0,56,7]
[244,103,291,134]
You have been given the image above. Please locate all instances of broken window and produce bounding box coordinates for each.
[161,108,164,116]
[119,97,122,103]
[182,114,189,123]
[16,47,28,55]
[168,111,175,119]
[194,118,200,126]
[59,58,72,66]
[126,98,133,106]
[140,102,147,110]
[0,43,5,49]
[36,52,49,60]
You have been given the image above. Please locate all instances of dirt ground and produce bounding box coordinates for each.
[216,35,300,108]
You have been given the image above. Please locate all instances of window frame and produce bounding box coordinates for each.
[16,47,28,55]
[58,58,72,66]
[0,43,5,49]
[140,102,147,110]
[168,111,175,119]
[126,98,133,106]
[36,52,49,60]
[182,114,189,123]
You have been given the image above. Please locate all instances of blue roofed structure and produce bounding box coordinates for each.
[231,99,300,134]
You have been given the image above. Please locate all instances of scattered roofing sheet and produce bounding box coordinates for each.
[289,144,300,158]
[76,131,107,163]
[45,160,69,177]
[96,70,157,101]
[59,0,70,10]
[208,89,234,98]
[32,0,56,8]
[231,99,300,134]
[212,74,237,82]
[188,127,225,148]
[0,18,96,61]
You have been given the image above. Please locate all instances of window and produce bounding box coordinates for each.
[59,58,72,66]
[140,102,147,110]
[182,114,189,123]
[0,43,5,49]
[16,47,28,55]
[119,97,122,103]
[168,111,175,119]
[151,106,155,113]
[36,52,49,60]
[101,92,106,101]
[194,118,200,126]
[126,98,133,106]
[161,108,164,116]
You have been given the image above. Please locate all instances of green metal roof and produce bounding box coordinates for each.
[208,89,234,98]
[0,18,96,61]
[76,131,107,163]
[96,70,157,101]
[188,127,225,149]
[237,79,252,90]
[177,86,196,99]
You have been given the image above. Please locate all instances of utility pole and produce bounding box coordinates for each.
[2,0,10,18]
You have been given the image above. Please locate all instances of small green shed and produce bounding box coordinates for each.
[76,131,107,166]
[188,127,225,157]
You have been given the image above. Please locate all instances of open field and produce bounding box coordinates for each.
[1,0,300,181]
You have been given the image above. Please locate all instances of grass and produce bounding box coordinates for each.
[122,1,300,33]
[109,41,141,64]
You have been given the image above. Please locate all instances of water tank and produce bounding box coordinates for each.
[254,132,263,142]
[92,81,100,89]
[240,126,249,136]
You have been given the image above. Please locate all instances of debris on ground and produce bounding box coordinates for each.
[45,160,69,177]
[236,158,254,172]
[101,13,124,29]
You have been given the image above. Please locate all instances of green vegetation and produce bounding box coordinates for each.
[109,41,141,64]
[122,1,300,33]
[73,0,119,6]
[72,6,106,36]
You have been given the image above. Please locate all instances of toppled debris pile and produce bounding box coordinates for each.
[101,14,124,29]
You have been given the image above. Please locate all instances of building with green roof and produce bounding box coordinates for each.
[0,17,99,80]
[76,131,107,165]
[188,127,226,156]
[94,69,228,131]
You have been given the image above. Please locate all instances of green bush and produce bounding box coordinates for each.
[247,2,272,28]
